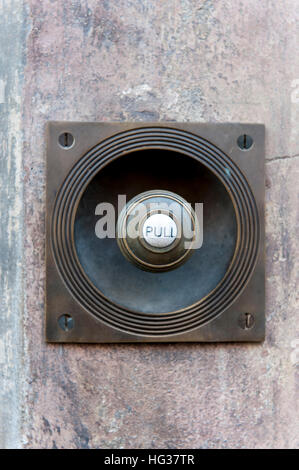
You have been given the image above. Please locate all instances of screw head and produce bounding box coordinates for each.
[58,132,75,149]
[58,314,74,331]
[239,312,255,329]
[237,134,253,150]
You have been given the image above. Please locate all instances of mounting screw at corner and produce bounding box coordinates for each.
[239,312,255,329]
[237,134,253,150]
[58,314,74,331]
[58,132,75,149]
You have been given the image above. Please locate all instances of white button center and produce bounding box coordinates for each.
[142,214,178,248]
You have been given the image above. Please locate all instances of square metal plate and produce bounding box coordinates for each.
[46,122,265,343]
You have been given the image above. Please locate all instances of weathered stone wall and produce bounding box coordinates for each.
[0,0,25,449]
[0,0,298,448]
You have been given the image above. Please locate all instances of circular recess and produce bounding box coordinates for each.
[74,150,235,313]
[51,127,260,336]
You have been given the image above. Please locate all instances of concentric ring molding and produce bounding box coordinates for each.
[51,127,260,336]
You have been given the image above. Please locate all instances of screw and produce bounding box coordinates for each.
[239,312,255,329]
[237,134,253,150]
[58,132,74,149]
[58,314,74,331]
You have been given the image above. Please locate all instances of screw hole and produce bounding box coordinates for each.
[58,132,74,149]
[58,314,74,331]
[237,134,253,150]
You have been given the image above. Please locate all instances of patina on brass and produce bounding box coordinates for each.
[46,122,265,343]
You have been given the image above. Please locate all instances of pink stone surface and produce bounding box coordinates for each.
[22,0,298,448]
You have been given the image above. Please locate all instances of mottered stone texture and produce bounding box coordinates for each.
[0,0,298,448]
[0,0,25,449]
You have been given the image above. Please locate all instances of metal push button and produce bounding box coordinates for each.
[117,190,199,272]
[142,213,178,249]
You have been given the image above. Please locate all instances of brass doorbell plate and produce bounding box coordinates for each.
[46,122,265,343]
